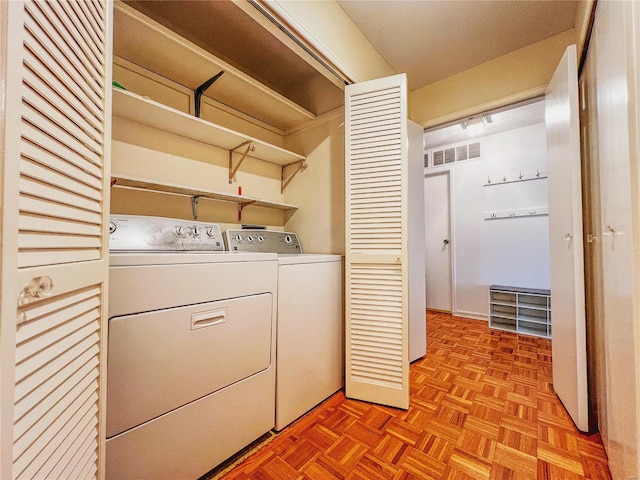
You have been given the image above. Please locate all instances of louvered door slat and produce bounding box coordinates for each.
[19,177,100,213]
[22,36,102,126]
[28,0,102,82]
[15,393,98,479]
[22,103,102,166]
[21,159,101,202]
[15,316,98,380]
[77,0,106,41]
[54,1,103,69]
[73,439,99,480]
[23,68,103,147]
[22,122,102,178]
[23,82,102,154]
[14,377,97,460]
[1,2,111,478]
[14,345,99,434]
[19,215,102,237]
[24,1,103,101]
[23,10,103,112]
[20,196,101,224]
[345,75,409,410]
[22,51,103,133]
[48,417,96,479]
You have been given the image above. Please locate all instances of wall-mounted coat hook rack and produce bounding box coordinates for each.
[484,206,549,220]
[484,168,548,186]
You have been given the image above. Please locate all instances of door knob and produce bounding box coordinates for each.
[443,239,450,245]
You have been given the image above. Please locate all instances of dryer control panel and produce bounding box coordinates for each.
[109,215,224,251]
[225,229,302,254]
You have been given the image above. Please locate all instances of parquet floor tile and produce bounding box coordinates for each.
[212,312,612,480]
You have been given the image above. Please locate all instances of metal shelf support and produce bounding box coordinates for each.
[281,160,307,193]
[238,200,256,221]
[229,140,256,184]
[194,71,224,118]
[191,196,201,219]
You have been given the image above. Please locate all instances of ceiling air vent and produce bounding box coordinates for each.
[456,145,468,161]
[444,147,455,164]
[427,140,481,168]
[468,142,481,159]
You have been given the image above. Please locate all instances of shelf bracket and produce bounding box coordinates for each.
[281,160,307,193]
[191,195,201,219]
[238,200,256,222]
[228,140,256,184]
[194,71,224,118]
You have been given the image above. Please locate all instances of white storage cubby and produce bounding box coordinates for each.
[489,285,551,338]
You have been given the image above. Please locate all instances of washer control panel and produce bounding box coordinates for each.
[225,229,302,254]
[109,215,224,251]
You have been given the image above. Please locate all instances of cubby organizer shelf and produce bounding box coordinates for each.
[110,174,298,220]
[489,285,551,338]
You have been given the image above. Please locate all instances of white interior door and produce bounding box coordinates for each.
[545,44,589,432]
[345,73,410,409]
[424,171,452,312]
[0,2,112,478]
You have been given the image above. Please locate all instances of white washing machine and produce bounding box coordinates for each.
[226,229,343,431]
[107,216,278,480]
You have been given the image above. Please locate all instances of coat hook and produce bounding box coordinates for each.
[536,168,541,177]
[519,171,523,179]
[487,176,491,184]
[503,173,507,182]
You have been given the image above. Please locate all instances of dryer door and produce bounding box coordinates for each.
[106,293,273,437]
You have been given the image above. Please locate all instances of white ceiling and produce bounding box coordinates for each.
[423,98,545,149]
[337,0,579,91]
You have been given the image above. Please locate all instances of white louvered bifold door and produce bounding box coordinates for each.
[0,1,112,479]
[345,74,410,409]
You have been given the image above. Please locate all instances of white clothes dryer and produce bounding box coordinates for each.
[226,229,343,431]
[107,216,278,479]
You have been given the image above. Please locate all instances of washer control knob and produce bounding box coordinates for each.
[176,226,186,236]
[284,234,292,245]
[109,221,117,234]
[246,235,254,243]
[257,235,264,243]
[234,234,242,243]
[191,226,201,237]
[206,227,217,237]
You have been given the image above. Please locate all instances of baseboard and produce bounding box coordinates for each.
[452,310,488,322]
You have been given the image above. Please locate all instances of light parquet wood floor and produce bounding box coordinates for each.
[215,312,612,480]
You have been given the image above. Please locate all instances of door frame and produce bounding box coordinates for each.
[424,169,455,314]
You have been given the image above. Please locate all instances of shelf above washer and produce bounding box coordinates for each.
[113,88,305,167]
[110,174,299,220]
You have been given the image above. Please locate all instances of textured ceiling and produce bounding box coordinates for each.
[337,0,579,91]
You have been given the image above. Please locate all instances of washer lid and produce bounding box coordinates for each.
[277,253,342,265]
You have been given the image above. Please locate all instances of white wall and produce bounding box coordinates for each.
[427,123,550,318]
